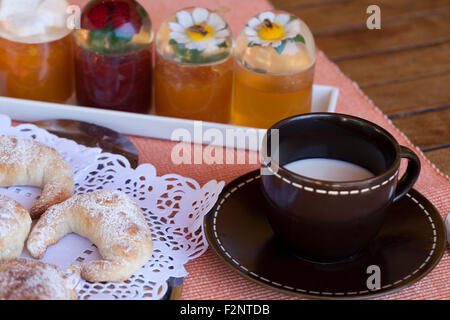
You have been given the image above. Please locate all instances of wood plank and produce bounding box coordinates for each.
[363,73,450,115]
[316,12,450,60]
[423,147,450,176]
[289,0,450,34]
[335,42,450,87]
[391,108,450,149]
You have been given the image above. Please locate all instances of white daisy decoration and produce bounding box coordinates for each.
[168,7,231,53]
[245,11,305,54]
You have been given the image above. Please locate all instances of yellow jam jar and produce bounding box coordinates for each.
[0,0,74,103]
[154,7,234,123]
[232,10,316,128]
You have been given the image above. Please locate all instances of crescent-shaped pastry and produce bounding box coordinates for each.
[0,258,78,300]
[0,195,32,261]
[0,135,74,219]
[27,190,154,283]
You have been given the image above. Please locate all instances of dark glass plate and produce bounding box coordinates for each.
[32,119,139,168]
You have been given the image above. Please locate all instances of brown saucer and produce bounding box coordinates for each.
[204,170,447,299]
[32,119,139,168]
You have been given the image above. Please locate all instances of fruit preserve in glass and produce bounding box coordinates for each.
[155,7,233,123]
[73,0,153,114]
[0,0,74,103]
[232,11,316,128]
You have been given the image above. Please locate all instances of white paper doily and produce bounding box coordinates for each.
[0,114,225,300]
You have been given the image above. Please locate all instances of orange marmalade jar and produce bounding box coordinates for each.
[0,0,74,103]
[154,7,233,123]
[232,10,316,129]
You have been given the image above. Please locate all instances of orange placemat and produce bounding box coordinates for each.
[22,0,450,300]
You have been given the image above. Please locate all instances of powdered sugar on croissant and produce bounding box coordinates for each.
[27,190,154,283]
[0,135,74,219]
[0,195,32,261]
[0,258,78,300]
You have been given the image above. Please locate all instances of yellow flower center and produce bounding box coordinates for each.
[186,24,215,42]
[258,19,285,41]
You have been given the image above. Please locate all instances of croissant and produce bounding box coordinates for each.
[0,258,78,300]
[0,195,32,261]
[27,190,154,283]
[0,135,74,219]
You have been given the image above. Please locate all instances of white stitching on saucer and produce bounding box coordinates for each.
[212,176,437,297]
[266,166,398,195]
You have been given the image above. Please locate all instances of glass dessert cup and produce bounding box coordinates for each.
[154,7,234,123]
[154,52,233,123]
[73,0,153,114]
[232,10,316,129]
[0,35,74,103]
[74,45,152,114]
[0,0,74,103]
[233,61,314,129]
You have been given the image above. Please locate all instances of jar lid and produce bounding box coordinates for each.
[235,10,315,74]
[0,0,71,44]
[74,0,153,54]
[156,7,233,65]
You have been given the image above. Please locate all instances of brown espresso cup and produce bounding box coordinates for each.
[260,113,421,262]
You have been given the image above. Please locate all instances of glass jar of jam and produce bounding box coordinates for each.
[73,0,153,114]
[0,0,74,103]
[154,7,233,123]
[232,10,316,129]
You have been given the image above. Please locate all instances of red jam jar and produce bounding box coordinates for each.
[73,0,153,114]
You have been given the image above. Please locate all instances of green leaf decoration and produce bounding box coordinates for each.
[274,39,287,54]
[169,39,190,58]
[217,42,228,48]
[169,39,230,64]
[248,42,261,48]
[292,34,306,44]
[88,27,113,50]
[137,6,148,20]
[87,26,144,54]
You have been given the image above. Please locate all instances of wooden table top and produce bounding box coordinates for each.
[270,0,450,176]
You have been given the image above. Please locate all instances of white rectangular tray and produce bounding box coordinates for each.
[0,84,338,151]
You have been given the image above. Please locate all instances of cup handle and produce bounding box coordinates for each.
[393,146,421,202]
